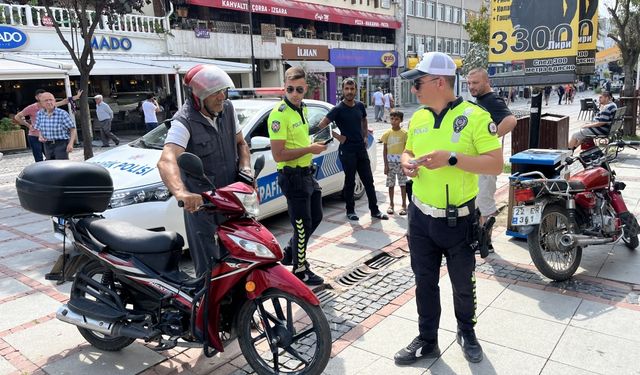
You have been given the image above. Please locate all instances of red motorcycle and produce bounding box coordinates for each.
[510,141,640,281]
[16,154,331,375]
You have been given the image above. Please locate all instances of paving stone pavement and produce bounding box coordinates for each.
[1,93,640,374]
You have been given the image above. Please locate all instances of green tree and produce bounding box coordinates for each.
[41,0,149,159]
[462,0,490,75]
[605,0,640,135]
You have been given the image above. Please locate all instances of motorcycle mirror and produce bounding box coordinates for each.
[178,152,205,177]
[254,155,265,178]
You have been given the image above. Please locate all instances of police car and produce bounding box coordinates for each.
[65,98,376,244]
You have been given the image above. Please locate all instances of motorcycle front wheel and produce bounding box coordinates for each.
[72,260,136,351]
[619,211,639,250]
[528,205,582,281]
[237,290,331,375]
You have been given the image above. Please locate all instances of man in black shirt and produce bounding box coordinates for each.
[468,68,517,251]
[318,78,388,221]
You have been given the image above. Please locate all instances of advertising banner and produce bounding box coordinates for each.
[576,0,598,75]
[489,0,579,77]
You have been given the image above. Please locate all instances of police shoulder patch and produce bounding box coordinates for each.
[278,103,287,112]
[488,122,498,135]
[271,120,281,132]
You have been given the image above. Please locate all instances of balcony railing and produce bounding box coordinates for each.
[0,3,167,35]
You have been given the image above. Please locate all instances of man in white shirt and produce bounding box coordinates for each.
[141,94,161,132]
[94,94,119,147]
[383,89,394,122]
[371,87,384,122]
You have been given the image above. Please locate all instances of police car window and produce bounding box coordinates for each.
[308,105,332,141]
[134,123,168,150]
[250,116,270,138]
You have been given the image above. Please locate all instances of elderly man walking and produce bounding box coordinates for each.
[34,92,77,160]
[94,94,119,147]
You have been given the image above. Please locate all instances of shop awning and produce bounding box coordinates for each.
[188,0,401,29]
[141,57,252,74]
[285,60,335,73]
[0,54,70,80]
[48,58,176,76]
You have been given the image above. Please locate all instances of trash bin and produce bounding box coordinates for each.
[510,115,531,155]
[506,148,572,238]
[539,113,569,150]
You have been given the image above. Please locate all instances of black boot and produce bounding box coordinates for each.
[394,336,440,365]
[293,262,324,286]
[281,246,292,266]
[457,330,483,363]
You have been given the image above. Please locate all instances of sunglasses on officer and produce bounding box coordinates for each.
[413,77,440,91]
[286,86,305,94]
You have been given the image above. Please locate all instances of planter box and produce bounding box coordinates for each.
[0,130,27,151]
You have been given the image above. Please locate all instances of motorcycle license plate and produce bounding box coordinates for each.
[511,204,542,226]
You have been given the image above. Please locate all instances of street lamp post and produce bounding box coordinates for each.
[247,0,257,88]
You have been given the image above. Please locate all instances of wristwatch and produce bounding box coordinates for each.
[448,152,458,166]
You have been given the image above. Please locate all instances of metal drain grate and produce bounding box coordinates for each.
[316,289,338,304]
[336,252,406,287]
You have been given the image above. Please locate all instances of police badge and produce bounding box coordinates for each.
[271,120,281,132]
[451,115,468,143]
[488,122,498,135]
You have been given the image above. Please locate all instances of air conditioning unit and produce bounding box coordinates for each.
[262,59,278,72]
[284,30,293,41]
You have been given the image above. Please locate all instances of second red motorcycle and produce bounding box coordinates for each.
[510,141,640,281]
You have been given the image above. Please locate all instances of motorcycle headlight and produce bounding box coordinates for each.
[233,191,260,217]
[109,182,171,209]
[227,234,275,259]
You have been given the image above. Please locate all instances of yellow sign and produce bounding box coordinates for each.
[489,0,579,63]
[578,0,598,50]
[381,52,396,67]
[407,56,419,69]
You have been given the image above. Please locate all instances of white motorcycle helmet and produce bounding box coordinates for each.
[184,64,235,111]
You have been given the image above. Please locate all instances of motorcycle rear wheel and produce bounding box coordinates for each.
[619,212,639,250]
[237,289,331,375]
[528,205,582,281]
[73,260,136,351]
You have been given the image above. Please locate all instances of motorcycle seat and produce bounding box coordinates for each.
[79,217,184,254]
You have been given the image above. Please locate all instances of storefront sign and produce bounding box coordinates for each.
[91,36,133,51]
[282,44,328,61]
[187,0,401,29]
[381,52,395,67]
[330,49,398,68]
[194,29,210,38]
[0,26,28,50]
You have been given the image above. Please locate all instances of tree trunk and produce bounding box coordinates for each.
[78,73,94,159]
[621,60,637,136]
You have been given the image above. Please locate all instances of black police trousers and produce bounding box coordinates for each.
[407,203,477,342]
[278,169,323,267]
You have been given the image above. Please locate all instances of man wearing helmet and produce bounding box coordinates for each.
[158,64,251,277]
[268,66,328,285]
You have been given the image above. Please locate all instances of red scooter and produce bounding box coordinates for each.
[510,141,640,281]
[16,154,331,375]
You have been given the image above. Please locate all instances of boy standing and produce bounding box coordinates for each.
[381,110,408,215]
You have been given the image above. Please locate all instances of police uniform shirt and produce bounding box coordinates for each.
[406,97,501,208]
[325,101,367,152]
[268,98,311,169]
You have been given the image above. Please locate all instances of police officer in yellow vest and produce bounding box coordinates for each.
[393,52,503,365]
[268,66,328,285]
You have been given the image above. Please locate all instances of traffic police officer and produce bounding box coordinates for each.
[268,66,327,285]
[393,52,503,365]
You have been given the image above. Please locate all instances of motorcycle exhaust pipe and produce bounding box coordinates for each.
[57,304,114,336]
[559,234,614,247]
[57,305,158,340]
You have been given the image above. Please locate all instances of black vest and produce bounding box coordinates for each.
[173,99,238,193]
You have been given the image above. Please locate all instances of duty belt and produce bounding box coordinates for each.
[411,195,473,218]
[279,165,316,175]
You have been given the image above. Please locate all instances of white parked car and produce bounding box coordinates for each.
[57,99,376,246]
